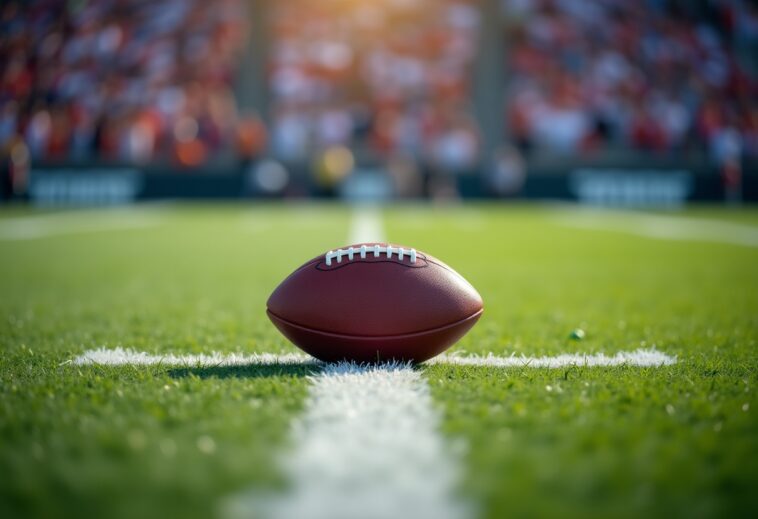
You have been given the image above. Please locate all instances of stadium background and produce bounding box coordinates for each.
[2,0,757,206]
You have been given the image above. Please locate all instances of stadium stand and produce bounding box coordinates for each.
[503,0,758,162]
[267,0,481,189]
[1,0,756,202]
[0,0,257,167]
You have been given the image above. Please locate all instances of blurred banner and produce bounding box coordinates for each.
[24,161,757,205]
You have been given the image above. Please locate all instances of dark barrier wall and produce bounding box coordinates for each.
[142,173,245,199]
[518,170,753,204]
[517,153,757,204]
[22,164,248,205]
[15,155,758,205]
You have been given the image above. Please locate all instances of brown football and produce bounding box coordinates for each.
[266,243,483,363]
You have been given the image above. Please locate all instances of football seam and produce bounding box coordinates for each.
[315,258,429,271]
[266,308,484,340]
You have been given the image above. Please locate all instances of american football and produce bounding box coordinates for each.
[267,243,483,363]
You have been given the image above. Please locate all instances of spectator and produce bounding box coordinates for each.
[267,0,482,172]
[0,0,249,166]
[503,0,758,161]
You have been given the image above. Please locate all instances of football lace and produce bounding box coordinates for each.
[325,245,417,266]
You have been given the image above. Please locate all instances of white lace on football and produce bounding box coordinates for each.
[325,245,417,266]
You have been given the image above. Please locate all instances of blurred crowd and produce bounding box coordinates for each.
[505,0,758,163]
[268,0,482,187]
[1,0,757,184]
[0,0,262,170]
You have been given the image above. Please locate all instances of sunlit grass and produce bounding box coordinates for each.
[1,203,756,518]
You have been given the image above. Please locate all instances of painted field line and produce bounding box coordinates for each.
[72,348,314,367]
[73,348,676,369]
[435,348,676,368]
[224,361,467,519]
[0,208,162,240]
[348,204,384,244]
[553,207,758,247]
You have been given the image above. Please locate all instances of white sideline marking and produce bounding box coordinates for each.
[554,208,758,247]
[73,348,314,367]
[224,362,467,519]
[434,348,676,368]
[348,204,384,244]
[73,348,676,369]
[0,208,161,240]
[75,343,676,519]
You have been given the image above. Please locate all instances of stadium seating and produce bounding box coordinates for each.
[0,0,253,166]
[1,0,756,183]
[503,0,757,163]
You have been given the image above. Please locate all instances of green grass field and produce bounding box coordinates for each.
[1,203,757,519]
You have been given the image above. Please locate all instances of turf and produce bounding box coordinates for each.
[1,203,756,519]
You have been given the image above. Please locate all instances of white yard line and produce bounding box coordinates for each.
[348,204,384,244]
[72,348,314,367]
[74,345,675,519]
[225,362,468,519]
[0,208,162,240]
[435,348,676,368]
[553,207,758,248]
[73,347,676,369]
